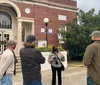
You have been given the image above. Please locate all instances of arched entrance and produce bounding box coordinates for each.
[0,11,13,54]
[0,0,21,55]
[0,0,34,56]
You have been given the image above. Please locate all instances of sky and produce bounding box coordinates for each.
[76,0,100,14]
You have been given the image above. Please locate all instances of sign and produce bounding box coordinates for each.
[38,40,46,47]
[41,28,45,33]
[48,29,52,33]
[58,33,62,39]
[41,28,52,34]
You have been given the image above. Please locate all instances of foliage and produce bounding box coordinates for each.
[59,8,100,60]
[36,45,64,52]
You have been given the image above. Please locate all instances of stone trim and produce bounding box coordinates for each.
[13,0,77,12]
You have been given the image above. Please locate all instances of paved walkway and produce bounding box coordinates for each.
[13,67,87,85]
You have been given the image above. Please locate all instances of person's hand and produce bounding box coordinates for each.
[49,57,56,62]
[60,53,64,58]
[52,57,56,62]
[60,54,65,61]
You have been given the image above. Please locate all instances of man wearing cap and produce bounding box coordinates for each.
[0,40,17,85]
[20,35,45,85]
[83,31,100,85]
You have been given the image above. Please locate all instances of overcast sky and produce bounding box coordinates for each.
[76,0,100,13]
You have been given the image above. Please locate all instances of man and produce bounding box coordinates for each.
[20,35,45,85]
[0,40,17,85]
[83,31,100,85]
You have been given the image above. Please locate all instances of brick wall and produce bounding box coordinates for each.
[14,2,34,18]
[13,0,77,45]
[34,5,76,45]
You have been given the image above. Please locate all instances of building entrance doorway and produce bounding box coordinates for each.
[0,30,13,54]
[0,11,13,54]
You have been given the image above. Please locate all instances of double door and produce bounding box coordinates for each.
[0,30,13,54]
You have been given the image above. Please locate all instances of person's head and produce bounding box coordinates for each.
[52,46,58,53]
[90,31,100,41]
[24,35,36,48]
[7,40,17,50]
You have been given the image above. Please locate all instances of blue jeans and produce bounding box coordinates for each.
[0,80,1,85]
[1,74,12,85]
[87,77,98,85]
[23,81,42,85]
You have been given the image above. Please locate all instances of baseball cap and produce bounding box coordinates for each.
[7,40,17,46]
[90,31,100,37]
[26,35,36,42]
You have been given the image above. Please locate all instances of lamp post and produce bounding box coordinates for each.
[44,18,49,48]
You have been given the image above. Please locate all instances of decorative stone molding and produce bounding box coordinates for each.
[32,0,77,11]
[0,0,21,17]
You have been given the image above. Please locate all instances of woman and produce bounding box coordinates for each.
[48,46,65,85]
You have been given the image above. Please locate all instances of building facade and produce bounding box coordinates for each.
[0,0,77,56]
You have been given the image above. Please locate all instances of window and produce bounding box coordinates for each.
[0,11,12,29]
[58,25,67,40]
[58,15,67,21]
[59,25,67,31]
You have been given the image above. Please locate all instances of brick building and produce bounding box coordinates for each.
[0,0,77,56]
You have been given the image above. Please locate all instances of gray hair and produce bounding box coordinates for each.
[7,40,17,46]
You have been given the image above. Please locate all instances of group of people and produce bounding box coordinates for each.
[0,35,65,85]
[0,30,100,85]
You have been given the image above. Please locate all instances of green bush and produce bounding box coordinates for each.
[59,9,100,60]
[58,45,65,51]
[36,45,64,52]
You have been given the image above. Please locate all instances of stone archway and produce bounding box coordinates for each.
[0,0,22,55]
[0,0,21,17]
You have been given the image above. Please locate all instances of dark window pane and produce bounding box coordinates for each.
[0,11,12,29]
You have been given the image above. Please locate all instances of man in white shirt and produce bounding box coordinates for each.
[0,40,17,85]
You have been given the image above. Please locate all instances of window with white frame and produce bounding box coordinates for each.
[58,15,67,21]
[59,25,67,31]
[0,11,12,29]
[58,25,67,40]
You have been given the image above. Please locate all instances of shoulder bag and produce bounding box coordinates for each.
[55,54,65,71]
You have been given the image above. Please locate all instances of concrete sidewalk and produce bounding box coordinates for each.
[13,67,87,85]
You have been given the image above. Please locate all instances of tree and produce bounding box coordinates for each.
[59,9,100,60]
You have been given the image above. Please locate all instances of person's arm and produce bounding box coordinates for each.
[48,53,55,64]
[36,51,45,64]
[59,52,65,62]
[83,45,93,66]
[0,55,13,78]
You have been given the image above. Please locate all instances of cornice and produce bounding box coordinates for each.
[32,0,77,11]
[13,0,77,11]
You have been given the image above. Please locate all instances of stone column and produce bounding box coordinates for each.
[17,21,22,56]
[31,22,35,35]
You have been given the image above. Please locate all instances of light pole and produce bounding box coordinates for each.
[44,18,49,48]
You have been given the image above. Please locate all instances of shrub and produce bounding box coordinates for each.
[36,45,64,52]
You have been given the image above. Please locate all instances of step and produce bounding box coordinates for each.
[16,57,22,73]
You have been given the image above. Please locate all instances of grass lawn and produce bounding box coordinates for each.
[68,60,84,67]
